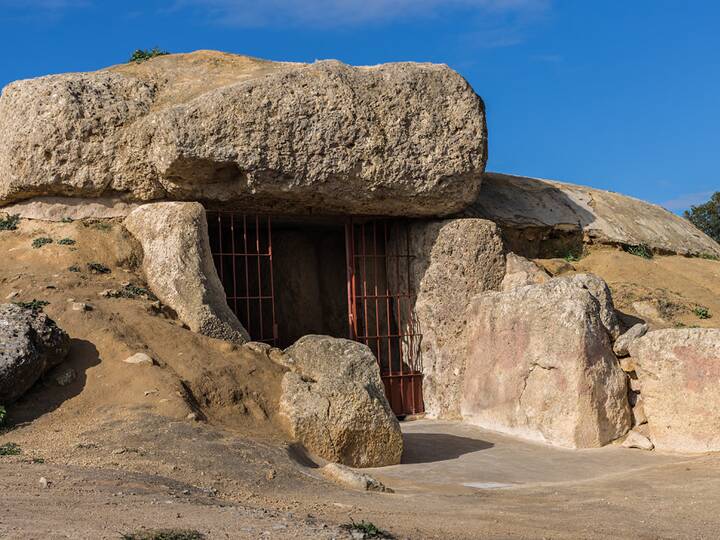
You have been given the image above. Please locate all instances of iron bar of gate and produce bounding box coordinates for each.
[206,210,277,346]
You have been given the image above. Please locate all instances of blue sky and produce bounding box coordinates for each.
[1,1,718,212]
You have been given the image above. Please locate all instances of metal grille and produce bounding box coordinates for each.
[206,212,278,345]
[345,219,424,416]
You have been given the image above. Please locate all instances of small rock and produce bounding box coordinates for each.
[535,258,575,276]
[621,430,654,451]
[613,323,649,357]
[265,469,277,481]
[618,357,637,373]
[632,396,648,426]
[186,412,199,422]
[71,302,92,312]
[38,477,50,489]
[123,353,154,366]
[5,291,19,300]
[49,365,77,387]
[321,463,393,493]
[98,289,113,298]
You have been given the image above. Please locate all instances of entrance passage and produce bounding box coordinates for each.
[206,211,424,416]
[345,219,424,417]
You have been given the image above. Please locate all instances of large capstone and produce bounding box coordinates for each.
[279,335,403,468]
[0,51,487,217]
[459,276,631,448]
[0,304,70,403]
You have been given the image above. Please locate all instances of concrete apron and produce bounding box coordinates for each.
[366,420,701,495]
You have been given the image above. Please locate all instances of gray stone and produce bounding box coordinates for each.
[123,353,154,366]
[124,202,250,344]
[613,323,649,357]
[560,273,622,340]
[0,51,487,217]
[0,303,70,403]
[279,335,402,468]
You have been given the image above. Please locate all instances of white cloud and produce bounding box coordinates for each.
[661,191,714,212]
[178,0,550,28]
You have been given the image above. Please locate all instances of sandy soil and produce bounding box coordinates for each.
[2,218,720,539]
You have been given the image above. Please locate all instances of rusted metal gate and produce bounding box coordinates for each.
[206,211,278,346]
[345,219,424,417]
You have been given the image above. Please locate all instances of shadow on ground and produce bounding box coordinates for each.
[401,432,493,464]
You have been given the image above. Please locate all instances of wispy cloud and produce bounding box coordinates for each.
[177,0,551,29]
[661,190,714,212]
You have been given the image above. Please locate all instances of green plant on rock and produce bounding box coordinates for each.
[128,47,170,64]
[699,253,720,261]
[624,244,653,259]
[13,299,49,312]
[341,520,395,539]
[87,262,111,274]
[693,306,712,320]
[0,214,20,231]
[31,237,53,249]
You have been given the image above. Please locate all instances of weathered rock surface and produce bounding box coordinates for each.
[467,173,720,258]
[613,323,649,357]
[621,429,654,451]
[501,253,549,291]
[401,219,505,417]
[279,335,402,468]
[628,329,720,452]
[0,304,70,403]
[0,50,487,217]
[459,278,631,448]
[124,202,250,344]
[321,463,392,493]
[562,273,622,340]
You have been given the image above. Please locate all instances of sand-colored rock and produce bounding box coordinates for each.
[629,329,720,452]
[279,335,402,468]
[0,51,487,217]
[562,273,622,339]
[614,323,649,357]
[459,278,631,448]
[468,173,720,258]
[501,253,550,291]
[401,219,505,417]
[124,202,250,343]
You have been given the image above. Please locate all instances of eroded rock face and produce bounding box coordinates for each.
[561,273,622,340]
[629,329,720,452]
[279,335,402,468]
[468,173,720,258]
[399,218,505,417]
[0,304,70,403]
[124,202,250,344]
[459,278,631,448]
[0,51,487,217]
[501,253,549,291]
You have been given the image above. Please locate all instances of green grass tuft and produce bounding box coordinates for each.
[129,48,170,63]
[624,244,653,259]
[87,262,111,274]
[57,238,76,246]
[693,306,712,319]
[31,237,53,249]
[13,299,49,312]
[121,530,204,540]
[0,214,20,231]
[0,443,21,456]
[341,520,395,539]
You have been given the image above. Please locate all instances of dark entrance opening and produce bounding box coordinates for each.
[206,210,424,416]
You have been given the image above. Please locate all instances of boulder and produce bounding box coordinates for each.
[613,323,649,357]
[279,335,403,468]
[628,329,720,452]
[0,51,487,217]
[0,304,71,403]
[621,429,654,451]
[561,273,622,340]
[459,278,631,448]
[400,218,506,417]
[124,202,250,344]
[501,253,550,291]
[466,173,720,258]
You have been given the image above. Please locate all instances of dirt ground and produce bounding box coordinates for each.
[2,218,720,539]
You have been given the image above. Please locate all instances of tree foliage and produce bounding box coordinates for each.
[685,192,720,243]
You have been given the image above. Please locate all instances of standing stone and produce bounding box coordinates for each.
[0,304,70,403]
[459,278,631,448]
[124,202,250,344]
[279,336,402,468]
[629,329,720,452]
